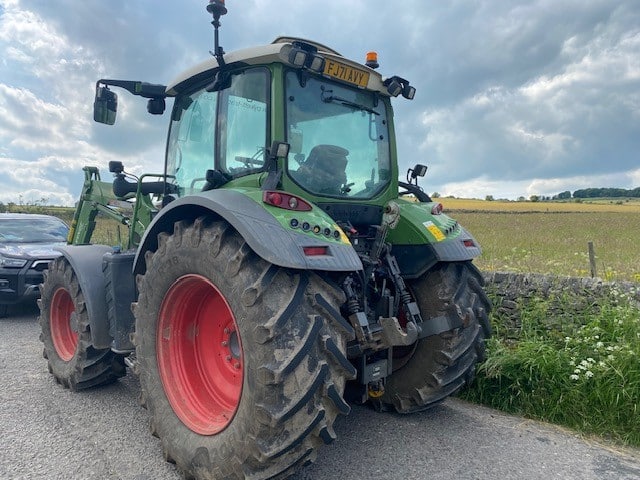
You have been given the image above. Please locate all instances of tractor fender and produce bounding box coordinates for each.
[431,226,482,262]
[133,189,363,275]
[392,227,483,279]
[53,244,113,349]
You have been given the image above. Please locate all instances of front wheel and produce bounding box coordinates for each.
[38,257,125,390]
[381,262,491,412]
[134,217,355,479]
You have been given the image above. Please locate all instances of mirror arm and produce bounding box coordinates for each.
[96,79,167,99]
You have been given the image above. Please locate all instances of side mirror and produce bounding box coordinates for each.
[94,86,118,125]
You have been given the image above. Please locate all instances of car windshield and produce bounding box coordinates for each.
[0,218,69,243]
[285,71,391,199]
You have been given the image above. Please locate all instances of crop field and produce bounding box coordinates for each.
[441,198,640,282]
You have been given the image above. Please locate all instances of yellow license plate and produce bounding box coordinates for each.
[323,59,370,88]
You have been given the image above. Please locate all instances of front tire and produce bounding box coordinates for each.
[134,217,355,479]
[38,257,126,390]
[382,262,491,412]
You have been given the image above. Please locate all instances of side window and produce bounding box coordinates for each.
[218,69,269,175]
[166,68,269,194]
[167,90,217,194]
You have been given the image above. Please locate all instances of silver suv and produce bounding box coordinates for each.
[0,213,69,316]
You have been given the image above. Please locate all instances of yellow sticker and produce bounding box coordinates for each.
[423,221,445,241]
[335,225,351,245]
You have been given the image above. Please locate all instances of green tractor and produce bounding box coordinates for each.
[39,2,491,478]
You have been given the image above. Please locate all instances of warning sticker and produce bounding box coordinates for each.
[423,221,446,242]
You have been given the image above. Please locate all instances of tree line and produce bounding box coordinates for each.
[553,187,640,199]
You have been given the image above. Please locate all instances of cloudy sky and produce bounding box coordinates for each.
[0,0,638,206]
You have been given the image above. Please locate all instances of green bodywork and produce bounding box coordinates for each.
[67,167,162,249]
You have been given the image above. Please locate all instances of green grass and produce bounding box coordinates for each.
[462,290,640,446]
[454,211,640,282]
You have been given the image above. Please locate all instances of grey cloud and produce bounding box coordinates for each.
[0,0,638,204]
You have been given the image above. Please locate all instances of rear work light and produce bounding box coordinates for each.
[263,191,312,211]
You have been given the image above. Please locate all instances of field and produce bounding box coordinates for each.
[441,198,640,282]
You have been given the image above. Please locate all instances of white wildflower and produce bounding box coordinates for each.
[570,374,580,381]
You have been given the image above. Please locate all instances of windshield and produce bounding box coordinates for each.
[285,71,391,199]
[0,217,68,243]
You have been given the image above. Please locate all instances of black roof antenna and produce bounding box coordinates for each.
[207,0,227,68]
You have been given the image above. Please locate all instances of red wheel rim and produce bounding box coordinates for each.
[157,274,243,435]
[50,287,78,361]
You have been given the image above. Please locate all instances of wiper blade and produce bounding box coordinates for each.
[321,92,379,115]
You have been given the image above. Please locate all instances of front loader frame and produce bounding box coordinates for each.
[67,166,171,249]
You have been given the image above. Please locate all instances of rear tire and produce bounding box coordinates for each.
[134,217,355,479]
[382,262,491,412]
[38,257,126,390]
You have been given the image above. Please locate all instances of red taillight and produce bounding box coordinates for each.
[263,191,312,211]
[463,239,475,248]
[303,246,328,256]
[431,202,444,215]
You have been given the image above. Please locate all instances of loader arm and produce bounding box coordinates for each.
[67,166,169,249]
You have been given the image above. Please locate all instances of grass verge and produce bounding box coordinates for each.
[461,289,640,447]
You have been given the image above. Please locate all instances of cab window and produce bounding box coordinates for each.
[166,68,269,194]
[218,69,270,176]
[285,71,391,199]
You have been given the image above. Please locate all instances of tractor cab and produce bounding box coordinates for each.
[94,30,416,227]
[161,35,416,229]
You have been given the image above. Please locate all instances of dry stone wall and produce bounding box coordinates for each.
[482,271,640,325]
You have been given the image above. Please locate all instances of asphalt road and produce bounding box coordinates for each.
[2,303,640,480]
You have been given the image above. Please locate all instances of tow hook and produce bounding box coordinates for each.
[379,316,418,346]
[368,380,385,399]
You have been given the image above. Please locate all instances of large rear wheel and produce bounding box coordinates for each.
[134,217,355,479]
[381,262,491,412]
[38,257,126,390]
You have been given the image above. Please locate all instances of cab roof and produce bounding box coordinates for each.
[165,37,386,96]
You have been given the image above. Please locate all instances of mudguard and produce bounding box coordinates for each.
[53,244,113,349]
[133,189,363,275]
[388,201,483,279]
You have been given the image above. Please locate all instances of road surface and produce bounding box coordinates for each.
[1,303,639,480]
